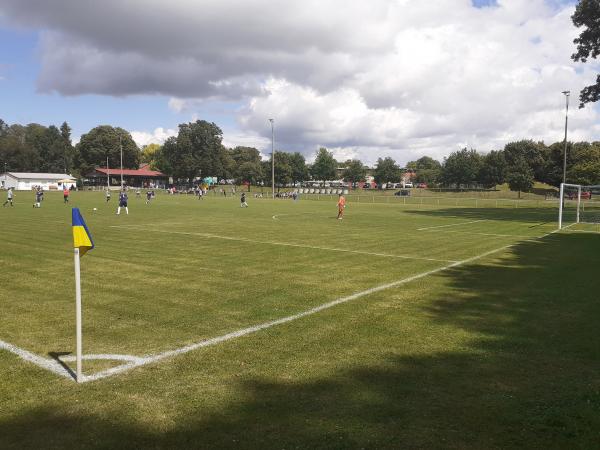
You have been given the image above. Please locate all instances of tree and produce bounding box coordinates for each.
[441,148,482,187]
[507,158,534,198]
[76,126,140,175]
[229,146,265,186]
[37,125,69,173]
[264,151,292,188]
[408,156,442,185]
[373,157,401,186]
[288,152,308,184]
[342,159,366,186]
[479,150,507,188]
[159,120,223,184]
[568,141,600,185]
[153,138,175,177]
[0,124,38,172]
[572,0,600,107]
[503,140,546,181]
[238,161,264,188]
[60,121,76,173]
[310,147,337,184]
[141,143,161,165]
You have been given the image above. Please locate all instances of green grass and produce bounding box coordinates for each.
[1,191,599,449]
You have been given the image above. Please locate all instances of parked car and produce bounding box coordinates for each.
[394,189,411,196]
[416,182,428,189]
[568,191,592,200]
[403,182,414,188]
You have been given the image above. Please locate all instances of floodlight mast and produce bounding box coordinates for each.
[119,135,124,189]
[269,118,275,199]
[562,91,570,187]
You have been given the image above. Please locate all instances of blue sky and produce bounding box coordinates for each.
[0,0,594,164]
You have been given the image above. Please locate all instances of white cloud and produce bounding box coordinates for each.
[1,0,599,164]
[130,127,177,147]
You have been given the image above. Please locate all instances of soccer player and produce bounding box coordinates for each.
[34,187,43,208]
[240,192,248,207]
[3,188,14,207]
[337,193,346,220]
[116,190,129,215]
[106,189,111,202]
[146,190,152,204]
[63,186,70,203]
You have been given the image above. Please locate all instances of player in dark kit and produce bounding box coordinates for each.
[240,192,248,208]
[34,188,43,208]
[116,190,129,215]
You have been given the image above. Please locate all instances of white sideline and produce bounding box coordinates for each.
[417,219,487,231]
[109,225,457,264]
[1,225,572,383]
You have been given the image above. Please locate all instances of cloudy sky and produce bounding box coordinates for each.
[0,0,598,164]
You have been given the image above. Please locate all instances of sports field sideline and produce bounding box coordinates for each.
[1,190,599,448]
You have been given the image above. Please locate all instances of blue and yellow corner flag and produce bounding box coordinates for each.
[72,208,94,256]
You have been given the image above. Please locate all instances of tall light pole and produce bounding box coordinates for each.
[119,135,124,189]
[562,90,570,186]
[268,118,275,199]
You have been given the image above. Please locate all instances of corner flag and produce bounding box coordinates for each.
[72,208,94,256]
[71,207,94,382]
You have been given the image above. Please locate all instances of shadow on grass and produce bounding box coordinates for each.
[1,235,600,449]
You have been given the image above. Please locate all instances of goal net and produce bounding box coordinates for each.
[558,183,600,229]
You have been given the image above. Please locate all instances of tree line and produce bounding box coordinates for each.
[2,118,600,193]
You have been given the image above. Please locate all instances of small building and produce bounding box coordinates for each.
[85,165,167,188]
[0,172,76,191]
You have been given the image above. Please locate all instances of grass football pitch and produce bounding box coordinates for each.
[1,191,599,449]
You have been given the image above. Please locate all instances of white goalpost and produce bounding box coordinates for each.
[558,183,600,229]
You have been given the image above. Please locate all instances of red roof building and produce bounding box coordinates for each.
[86,166,168,188]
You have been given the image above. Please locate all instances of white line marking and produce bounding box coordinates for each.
[3,225,571,383]
[420,229,536,238]
[0,339,72,379]
[83,242,516,382]
[109,225,457,263]
[563,229,600,234]
[59,354,145,363]
[417,219,487,231]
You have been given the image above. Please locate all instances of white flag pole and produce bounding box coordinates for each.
[74,247,83,382]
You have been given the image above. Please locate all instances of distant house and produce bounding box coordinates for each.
[0,172,76,191]
[402,169,417,185]
[85,165,167,188]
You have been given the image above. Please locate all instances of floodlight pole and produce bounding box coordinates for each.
[119,135,124,189]
[269,118,275,199]
[562,91,570,186]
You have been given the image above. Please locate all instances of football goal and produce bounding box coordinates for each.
[558,183,600,229]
